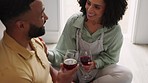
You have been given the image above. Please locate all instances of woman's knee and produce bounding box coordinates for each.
[117,66,133,83]
[100,64,133,83]
[110,65,133,83]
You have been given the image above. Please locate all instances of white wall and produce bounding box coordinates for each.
[0,21,5,39]
[0,0,62,43]
[41,0,63,43]
[42,0,80,43]
[130,0,148,44]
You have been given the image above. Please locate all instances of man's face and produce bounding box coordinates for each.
[25,0,48,38]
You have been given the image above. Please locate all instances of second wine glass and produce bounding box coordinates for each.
[79,50,93,81]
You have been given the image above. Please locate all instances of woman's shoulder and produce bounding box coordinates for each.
[67,12,83,22]
[106,24,122,32]
[104,24,122,37]
[111,24,121,31]
[70,12,83,18]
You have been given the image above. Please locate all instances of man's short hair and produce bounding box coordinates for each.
[0,0,34,24]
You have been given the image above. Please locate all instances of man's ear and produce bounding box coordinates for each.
[15,20,27,30]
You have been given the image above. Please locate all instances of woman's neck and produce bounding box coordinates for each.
[85,20,102,34]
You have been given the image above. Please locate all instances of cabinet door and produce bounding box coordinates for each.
[42,0,62,43]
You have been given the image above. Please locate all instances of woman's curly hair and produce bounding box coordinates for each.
[77,0,128,28]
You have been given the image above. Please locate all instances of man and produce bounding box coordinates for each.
[0,0,78,83]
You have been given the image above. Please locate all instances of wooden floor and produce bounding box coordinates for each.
[118,35,148,83]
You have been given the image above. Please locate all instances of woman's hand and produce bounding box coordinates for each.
[82,61,96,72]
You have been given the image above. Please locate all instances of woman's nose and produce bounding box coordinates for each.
[88,5,94,12]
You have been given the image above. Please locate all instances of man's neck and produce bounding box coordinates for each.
[6,30,31,49]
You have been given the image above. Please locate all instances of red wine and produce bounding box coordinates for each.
[80,56,92,66]
[63,58,77,70]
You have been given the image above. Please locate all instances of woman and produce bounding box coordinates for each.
[48,0,133,83]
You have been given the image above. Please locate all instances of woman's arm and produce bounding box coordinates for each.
[94,25,123,69]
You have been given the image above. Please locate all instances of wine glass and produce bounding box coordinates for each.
[79,50,93,81]
[63,50,78,70]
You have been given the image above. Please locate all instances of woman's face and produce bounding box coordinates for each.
[85,0,105,22]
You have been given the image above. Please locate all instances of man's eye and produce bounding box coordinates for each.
[41,13,44,18]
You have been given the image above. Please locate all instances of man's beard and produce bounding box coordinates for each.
[28,23,45,38]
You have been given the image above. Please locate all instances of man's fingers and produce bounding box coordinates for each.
[65,64,79,74]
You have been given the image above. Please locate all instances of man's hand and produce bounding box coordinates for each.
[56,63,79,83]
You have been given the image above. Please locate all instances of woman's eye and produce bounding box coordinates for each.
[95,6,101,9]
[87,1,91,5]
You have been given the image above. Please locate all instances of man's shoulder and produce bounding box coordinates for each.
[32,37,44,47]
[32,37,47,54]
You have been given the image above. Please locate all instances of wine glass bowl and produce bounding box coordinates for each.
[63,50,78,70]
[63,58,77,70]
[80,51,92,66]
[80,55,92,66]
